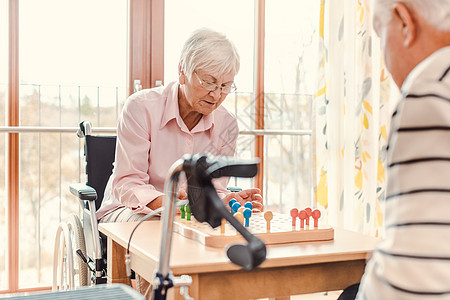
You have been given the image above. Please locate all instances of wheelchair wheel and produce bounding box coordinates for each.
[52,214,89,291]
[67,214,89,287]
[53,222,73,290]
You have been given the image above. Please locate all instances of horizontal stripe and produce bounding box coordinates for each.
[439,65,450,81]
[377,248,450,260]
[386,188,450,201]
[389,157,450,167]
[371,259,450,296]
[406,93,450,102]
[397,126,450,132]
[380,276,450,296]
[392,110,398,117]
[386,222,450,229]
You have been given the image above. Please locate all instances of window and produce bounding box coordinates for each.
[165,1,319,211]
[3,0,321,291]
[16,0,128,288]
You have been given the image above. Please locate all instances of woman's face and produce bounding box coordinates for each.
[182,69,235,115]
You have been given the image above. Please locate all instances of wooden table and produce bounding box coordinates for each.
[99,220,379,300]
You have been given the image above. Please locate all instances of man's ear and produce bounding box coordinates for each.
[393,2,416,47]
[178,64,186,84]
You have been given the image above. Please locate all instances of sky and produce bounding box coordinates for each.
[1,0,128,87]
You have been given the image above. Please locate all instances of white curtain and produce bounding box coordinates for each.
[313,0,393,237]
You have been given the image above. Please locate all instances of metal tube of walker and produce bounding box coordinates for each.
[157,159,185,277]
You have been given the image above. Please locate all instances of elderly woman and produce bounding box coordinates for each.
[97,28,263,226]
[97,28,263,298]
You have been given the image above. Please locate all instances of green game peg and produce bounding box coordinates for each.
[180,205,186,219]
[185,204,191,221]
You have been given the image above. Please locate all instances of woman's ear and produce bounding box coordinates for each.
[178,64,186,84]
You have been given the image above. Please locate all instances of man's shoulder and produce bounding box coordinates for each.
[403,47,450,96]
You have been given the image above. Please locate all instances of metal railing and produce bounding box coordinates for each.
[0,126,311,135]
[2,86,314,212]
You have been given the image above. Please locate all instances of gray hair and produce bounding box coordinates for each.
[373,0,450,31]
[179,28,240,79]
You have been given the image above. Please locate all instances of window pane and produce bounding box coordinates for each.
[164,0,254,93]
[0,0,7,291]
[18,0,128,288]
[265,0,319,94]
[264,1,319,211]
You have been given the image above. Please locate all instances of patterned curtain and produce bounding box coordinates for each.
[313,0,392,237]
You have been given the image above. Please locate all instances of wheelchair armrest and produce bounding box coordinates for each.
[70,183,98,201]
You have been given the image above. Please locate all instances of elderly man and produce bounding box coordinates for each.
[353,0,450,299]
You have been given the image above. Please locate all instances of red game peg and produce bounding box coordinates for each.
[305,207,312,226]
[312,209,321,228]
[290,208,299,227]
[298,210,307,229]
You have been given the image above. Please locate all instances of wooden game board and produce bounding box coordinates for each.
[173,212,334,248]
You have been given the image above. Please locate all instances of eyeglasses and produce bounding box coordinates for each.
[193,71,237,94]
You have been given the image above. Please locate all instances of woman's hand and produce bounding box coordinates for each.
[176,188,188,214]
[224,188,263,212]
[177,188,187,200]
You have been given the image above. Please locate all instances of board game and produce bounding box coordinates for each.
[173,211,334,248]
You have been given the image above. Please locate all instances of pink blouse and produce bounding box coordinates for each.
[97,82,239,219]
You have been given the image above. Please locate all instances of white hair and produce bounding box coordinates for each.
[373,0,450,31]
[179,28,240,79]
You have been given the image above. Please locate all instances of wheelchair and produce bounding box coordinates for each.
[53,120,116,290]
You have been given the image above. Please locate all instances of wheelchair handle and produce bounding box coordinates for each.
[77,120,92,137]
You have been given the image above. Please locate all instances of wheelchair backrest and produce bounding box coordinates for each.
[84,135,116,211]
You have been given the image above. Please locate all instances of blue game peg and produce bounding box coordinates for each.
[231,202,241,214]
[244,201,253,210]
[243,208,252,227]
[229,198,237,210]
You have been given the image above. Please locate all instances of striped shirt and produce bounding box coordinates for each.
[357,47,450,299]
